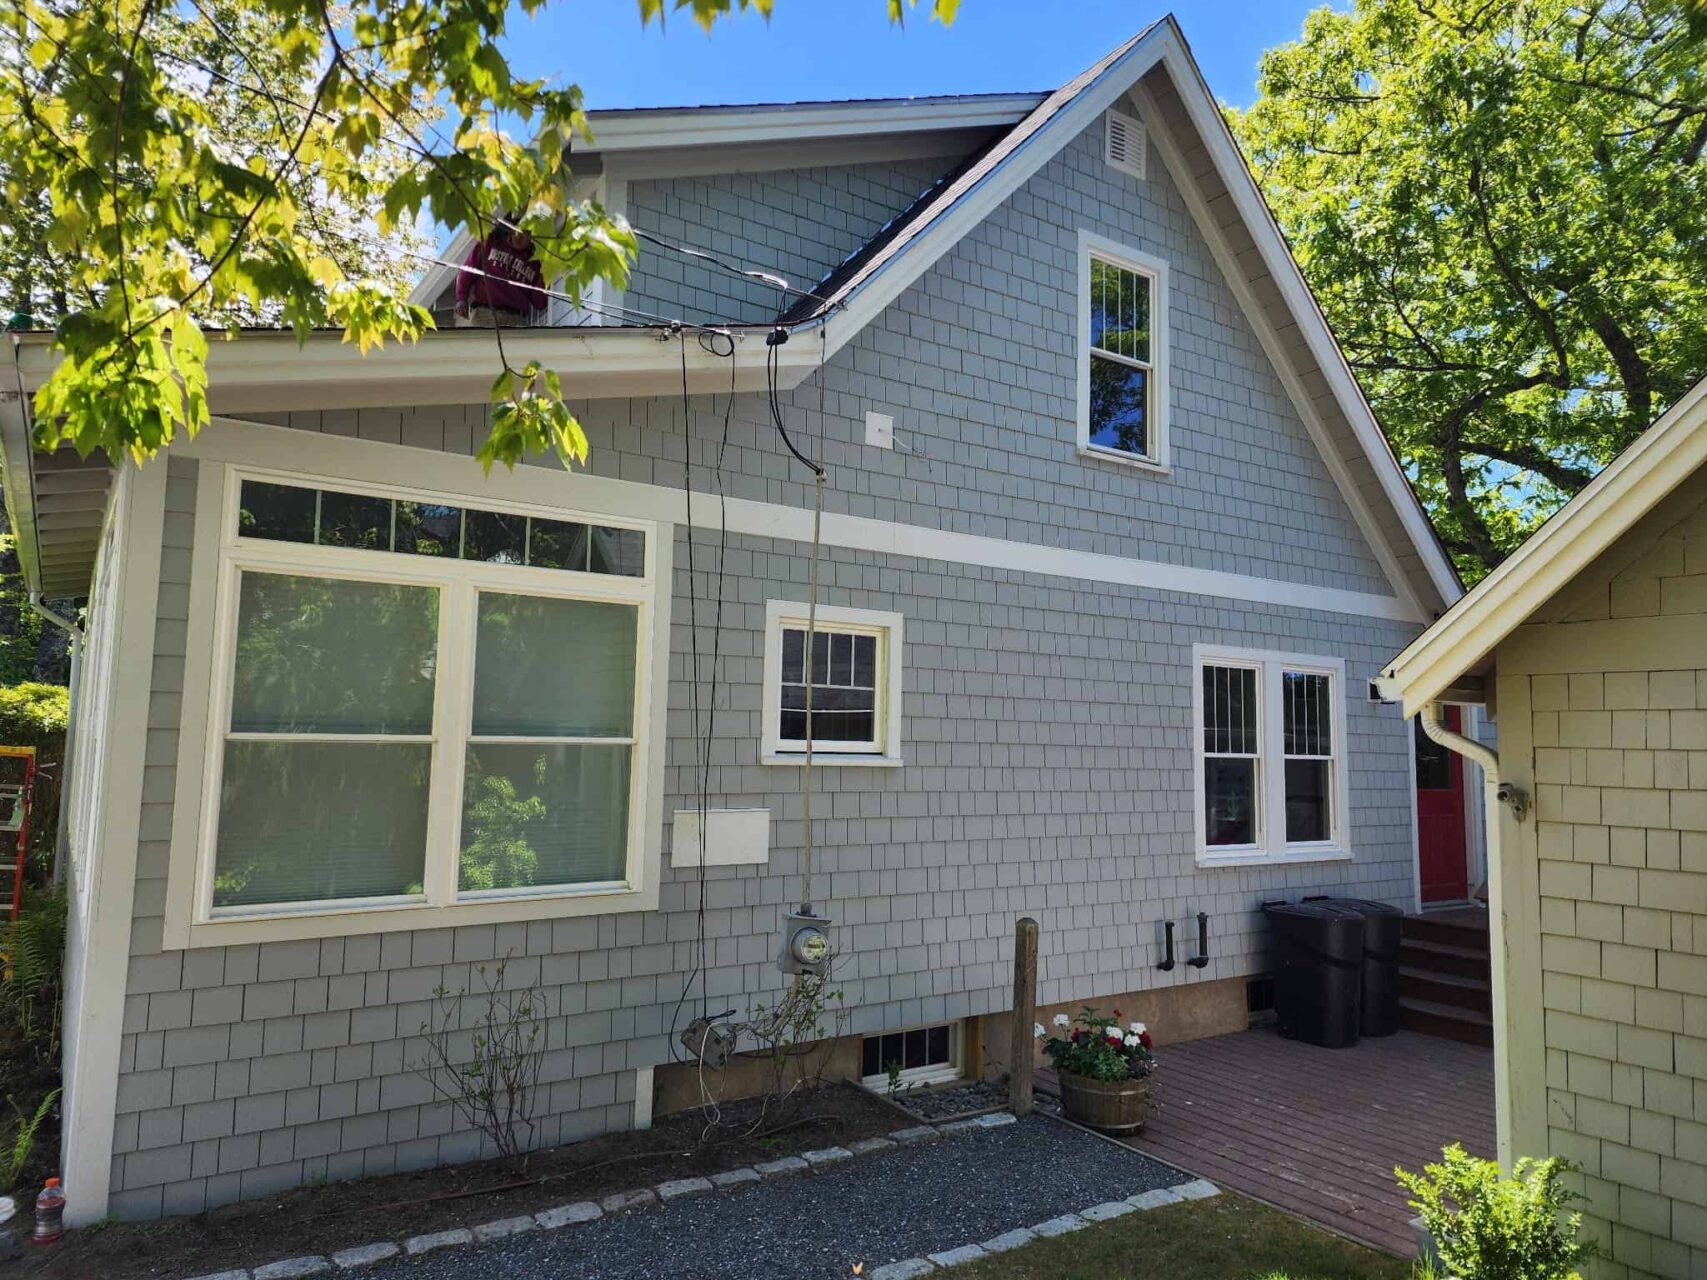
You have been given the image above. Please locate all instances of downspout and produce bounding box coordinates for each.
[1418,702,1526,824]
[1419,700,1528,1170]
[31,593,82,890]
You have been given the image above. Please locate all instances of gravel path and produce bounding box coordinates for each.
[364,1116,1182,1279]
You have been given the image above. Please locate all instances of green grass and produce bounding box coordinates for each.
[950,1192,1415,1280]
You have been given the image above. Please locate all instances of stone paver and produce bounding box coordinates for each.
[711,1167,761,1187]
[926,1243,987,1267]
[754,1155,809,1178]
[1031,1213,1090,1238]
[657,1177,713,1201]
[979,1227,1036,1253]
[1170,1178,1220,1201]
[848,1137,897,1155]
[1078,1200,1135,1222]
[535,1200,601,1229]
[1125,1187,1180,1211]
[186,1272,249,1280]
[888,1125,937,1144]
[869,1261,935,1280]
[800,1146,853,1166]
[254,1259,330,1280]
[330,1241,400,1269]
[600,1188,657,1214]
[403,1229,470,1257]
[472,1216,537,1242]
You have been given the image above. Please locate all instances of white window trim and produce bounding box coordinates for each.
[761,600,903,767]
[859,1022,963,1093]
[1076,230,1170,474]
[164,461,670,948]
[1192,644,1351,868]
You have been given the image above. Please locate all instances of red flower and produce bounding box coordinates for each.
[1112,1009,1122,1019]
[1139,1031,1154,1050]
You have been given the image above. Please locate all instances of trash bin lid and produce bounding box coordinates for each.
[1263,900,1365,921]
[1323,898,1405,918]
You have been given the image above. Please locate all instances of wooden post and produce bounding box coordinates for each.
[1009,916,1038,1117]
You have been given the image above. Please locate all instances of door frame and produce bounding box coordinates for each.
[1410,701,1483,910]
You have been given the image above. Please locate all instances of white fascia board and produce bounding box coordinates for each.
[582,94,1043,153]
[9,327,817,412]
[1377,376,1707,717]
[0,354,43,595]
[1157,42,1461,611]
[408,228,474,308]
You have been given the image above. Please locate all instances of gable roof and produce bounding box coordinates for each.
[2,16,1462,615]
[1375,375,1707,717]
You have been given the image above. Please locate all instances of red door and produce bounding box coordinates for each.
[1416,707,1469,903]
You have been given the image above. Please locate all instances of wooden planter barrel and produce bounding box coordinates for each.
[1056,1070,1152,1134]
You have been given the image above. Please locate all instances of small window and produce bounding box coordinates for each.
[1077,233,1169,470]
[860,1022,961,1091]
[1194,647,1348,865]
[762,603,903,766]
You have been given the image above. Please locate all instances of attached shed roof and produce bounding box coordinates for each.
[1376,375,1707,717]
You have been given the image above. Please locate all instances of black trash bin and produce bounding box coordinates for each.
[1263,900,1364,1048]
[1322,898,1406,1037]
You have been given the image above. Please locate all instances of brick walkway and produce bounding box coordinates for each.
[1123,1026,1495,1257]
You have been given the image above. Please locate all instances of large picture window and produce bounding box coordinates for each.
[192,471,662,937]
[1077,231,1169,471]
[1193,646,1349,865]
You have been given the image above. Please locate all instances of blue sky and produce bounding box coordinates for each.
[499,1,1328,114]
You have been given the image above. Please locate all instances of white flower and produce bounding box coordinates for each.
[1129,1021,1147,1036]
[1052,1013,1071,1028]
[1124,1033,1141,1048]
[1034,1022,1045,1039]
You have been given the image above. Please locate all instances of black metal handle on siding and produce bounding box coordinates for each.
[1188,911,1210,969]
[1156,920,1176,971]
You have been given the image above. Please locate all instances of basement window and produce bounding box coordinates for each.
[860,1023,961,1090]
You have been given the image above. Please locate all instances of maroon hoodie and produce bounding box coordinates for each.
[456,233,546,315]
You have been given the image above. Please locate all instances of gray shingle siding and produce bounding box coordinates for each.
[102,110,1421,1216]
[622,156,956,327]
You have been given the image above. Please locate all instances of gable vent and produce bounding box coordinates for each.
[1104,108,1146,180]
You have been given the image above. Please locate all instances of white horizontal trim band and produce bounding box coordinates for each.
[189,419,1422,623]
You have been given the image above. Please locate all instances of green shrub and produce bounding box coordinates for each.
[1397,1144,1593,1280]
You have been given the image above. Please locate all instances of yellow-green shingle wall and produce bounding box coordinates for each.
[1506,466,1707,1280]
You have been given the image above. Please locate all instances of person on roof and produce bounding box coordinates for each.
[454,217,547,326]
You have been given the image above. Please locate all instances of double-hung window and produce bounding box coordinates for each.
[1077,231,1169,470]
[180,469,663,943]
[761,602,903,766]
[1193,646,1348,865]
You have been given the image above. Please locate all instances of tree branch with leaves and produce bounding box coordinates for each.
[1,0,959,476]
[1231,0,1706,579]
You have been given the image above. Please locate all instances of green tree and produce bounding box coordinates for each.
[1230,0,1707,578]
[1,0,957,476]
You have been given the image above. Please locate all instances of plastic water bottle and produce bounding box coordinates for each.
[32,1178,64,1245]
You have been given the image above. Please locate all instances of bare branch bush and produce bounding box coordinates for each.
[413,955,547,1167]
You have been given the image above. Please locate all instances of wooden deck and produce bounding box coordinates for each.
[1123,1026,1495,1256]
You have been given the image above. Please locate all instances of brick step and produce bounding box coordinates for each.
[1401,915,1490,954]
[1400,967,1491,1014]
[1400,998,1494,1047]
[1398,938,1491,983]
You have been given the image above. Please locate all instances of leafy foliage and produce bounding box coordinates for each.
[4,0,956,475]
[1040,1006,1155,1083]
[1397,1144,1593,1280]
[1,1086,59,1194]
[1230,0,1707,578]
